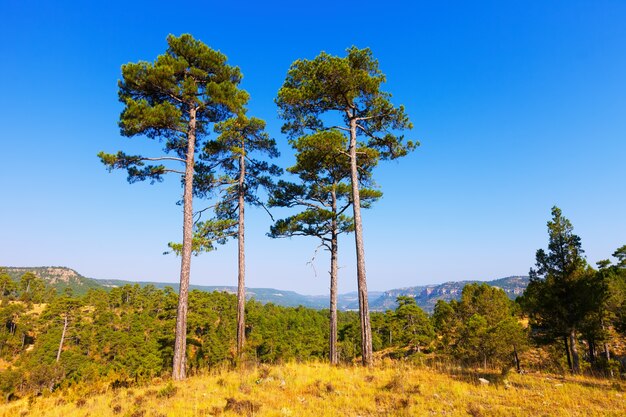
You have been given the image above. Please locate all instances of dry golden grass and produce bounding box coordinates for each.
[2,361,625,417]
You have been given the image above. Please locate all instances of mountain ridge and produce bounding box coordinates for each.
[1,266,529,312]
[369,275,529,312]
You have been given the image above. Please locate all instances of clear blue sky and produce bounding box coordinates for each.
[1,1,624,295]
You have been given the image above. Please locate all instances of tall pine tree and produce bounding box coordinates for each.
[98,34,247,380]
[268,130,380,364]
[523,206,590,373]
[276,47,416,365]
[194,114,280,360]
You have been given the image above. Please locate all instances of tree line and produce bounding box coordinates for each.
[0,274,520,398]
[2,204,625,398]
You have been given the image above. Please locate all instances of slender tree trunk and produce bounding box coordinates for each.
[348,116,373,366]
[602,322,610,362]
[588,339,596,364]
[564,335,572,372]
[56,315,68,362]
[600,320,613,376]
[513,344,521,372]
[329,189,339,365]
[236,148,246,360]
[604,342,613,377]
[604,342,611,361]
[569,328,580,374]
[173,106,197,381]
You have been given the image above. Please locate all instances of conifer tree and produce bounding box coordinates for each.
[434,284,527,370]
[19,273,48,303]
[276,47,416,365]
[393,296,434,352]
[523,206,590,373]
[191,114,280,359]
[98,34,247,380]
[589,245,626,371]
[44,295,81,363]
[0,271,17,299]
[268,130,380,364]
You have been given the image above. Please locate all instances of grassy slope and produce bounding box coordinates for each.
[2,362,624,417]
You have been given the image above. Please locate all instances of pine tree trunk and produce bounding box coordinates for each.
[173,106,197,381]
[348,116,373,366]
[513,344,521,372]
[588,339,596,364]
[564,336,572,372]
[56,315,68,362]
[600,319,613,375]
[236,149,246,360]
[329,189,338,365]
[604,342,613,377]
[569,329,580,374]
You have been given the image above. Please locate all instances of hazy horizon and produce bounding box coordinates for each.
[0,264,532,296]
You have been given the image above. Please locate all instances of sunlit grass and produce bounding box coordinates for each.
[2,361,624,416]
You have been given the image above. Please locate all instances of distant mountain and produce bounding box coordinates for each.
[96,279,384,310]
[2,266,528,312]
[369,276,530,313]
[2,266,103,294]
[98,278,330,308]
[1,266,380,309]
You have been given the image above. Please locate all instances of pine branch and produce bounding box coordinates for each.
[163,169,185,175]
[141,156,187,163]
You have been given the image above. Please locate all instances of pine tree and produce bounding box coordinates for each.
[268,130,380,363]
[393,296,434,352]
[193,114,280,360]
[276,47,416,365]
[98,34,247,380]
[435,284,527,370]
[523,206,590,373]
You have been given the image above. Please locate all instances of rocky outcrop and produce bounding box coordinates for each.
[369,276,530,313]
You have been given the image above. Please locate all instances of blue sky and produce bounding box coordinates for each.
[1,1,624,294]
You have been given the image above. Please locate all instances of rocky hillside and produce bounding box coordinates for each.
[2,266,102,294]
[368,276,530,313]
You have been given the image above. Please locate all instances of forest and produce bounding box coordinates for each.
[1,221,625,399]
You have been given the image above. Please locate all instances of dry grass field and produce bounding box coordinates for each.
[2,361,624,417]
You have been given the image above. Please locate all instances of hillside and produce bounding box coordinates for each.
[2,266,528,312]
[2,266,102,295]
[2,362,624,417]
